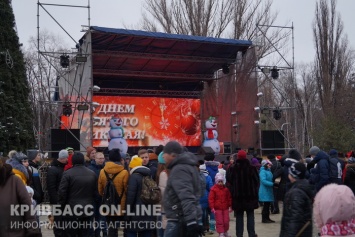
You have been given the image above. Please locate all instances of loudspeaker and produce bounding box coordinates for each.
[50,129,80,159]
[261,130,285,155]
[199,146,215,155]
[223,142,232,154]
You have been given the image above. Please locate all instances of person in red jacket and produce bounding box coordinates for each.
[209,172,232,237]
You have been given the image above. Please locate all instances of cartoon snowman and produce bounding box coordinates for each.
[202,116,220,155]
[108,116,128,153]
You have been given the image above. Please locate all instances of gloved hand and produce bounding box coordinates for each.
[211,208,216,214]
[186,223,205,237]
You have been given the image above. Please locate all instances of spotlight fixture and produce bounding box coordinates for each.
[75,54,87,63]
[232,123,238,128]
[222,64,230,74]
[62,102,72,117]
[257,92,263,97]
[261,68,270,74]
[270,66,279,79]
[254,120,260,125]
[91,102,100,108]
[91,85,101,92]
[254,107,261,112]
[77,104,89,111]
[231,111,237,115]
[60,55,70,68]
[273,109,282,120]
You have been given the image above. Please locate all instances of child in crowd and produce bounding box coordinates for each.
[208,173,232,237]
[313,183,355,236]
[26,186,39,224]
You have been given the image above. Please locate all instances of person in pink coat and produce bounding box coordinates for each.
[209,173,232,237]
[313,183,355,237]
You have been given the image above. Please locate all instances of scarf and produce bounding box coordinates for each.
[320,218,355,236]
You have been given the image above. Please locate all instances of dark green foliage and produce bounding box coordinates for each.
[0,0,35,153]
[312,116,355,153]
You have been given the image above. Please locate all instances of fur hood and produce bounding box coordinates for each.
[6,158,29,179]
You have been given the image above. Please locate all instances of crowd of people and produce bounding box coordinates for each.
[1,143,355,237]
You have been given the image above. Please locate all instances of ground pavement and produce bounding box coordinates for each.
[39,204,319,237]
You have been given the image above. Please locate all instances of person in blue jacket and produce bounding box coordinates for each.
[199,164,213,232]
[309,146,331,193]
[259,159,275,223]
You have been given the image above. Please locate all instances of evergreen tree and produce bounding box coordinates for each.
[0,0,35,153]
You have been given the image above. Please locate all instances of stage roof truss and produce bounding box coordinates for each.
[89,26,252,84]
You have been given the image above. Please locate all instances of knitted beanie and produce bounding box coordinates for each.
[237,150,247,159]
[129,155,143,169]
[158,152,165,164]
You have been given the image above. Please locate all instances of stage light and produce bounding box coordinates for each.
[77,104,89,111]
[231,111,237,115]
[75,54,87,63]
[271,66,279,79]
[254,120,260,125]
[273,109,282,120]
[261,68,270,74]
[222,64,230,74]
[254,107,261,112]
[62,102,72,117]
[91,85,101,92]
[232,123,238,128]
[91,102,100,108]
[60,55,70,68]
[257,92,263,97]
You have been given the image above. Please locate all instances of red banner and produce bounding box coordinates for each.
[92,96,201,147]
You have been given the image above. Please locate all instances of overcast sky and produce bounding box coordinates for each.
[12,0,354,64]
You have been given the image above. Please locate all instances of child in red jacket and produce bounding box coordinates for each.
[208,173,232,237]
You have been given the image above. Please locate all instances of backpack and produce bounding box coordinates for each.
[140,175,161,204]
[102,170,124,207]
[199,172,207,197]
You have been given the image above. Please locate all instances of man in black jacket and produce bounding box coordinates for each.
[47,149,68,237]
[27,149,44,204]
[163,141,204,237]
[280,162,314,237]
[58,152,96,236]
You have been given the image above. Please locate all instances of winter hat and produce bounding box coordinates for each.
[108,149,122,162]
[199,164,206,171]
[26,186,35,196]
[204,153,215,161]
[66,147,74,151]
[215,172,224,184]
[288,162,306,179]
[348,157,355,164]
[163,141,183,155]
[237,150,247,160]
[129,155,142,169]
[149,152,158,161]
[313,184,355,229]
[72,152,85,165]
[8,150,17,159]
[13,152,28,162]
[86,146,96,157]
[27,149,39,161]
[261,159,272,167]
[58,149,69,159]
[158,151,165,164]
[329,149,338,157]
[309,146,320,156]
[288,149,302,161]
[26,186,34,195]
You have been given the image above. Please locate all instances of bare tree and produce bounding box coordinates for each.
[313,0,353,115]
[24,30,69,150]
